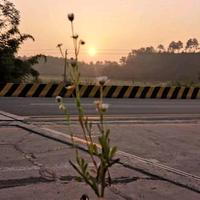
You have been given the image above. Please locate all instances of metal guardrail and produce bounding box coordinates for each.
[0,83,200,98]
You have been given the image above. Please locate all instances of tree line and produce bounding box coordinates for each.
[1,0,200,83]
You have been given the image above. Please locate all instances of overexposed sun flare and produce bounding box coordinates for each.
[88,47,97,56]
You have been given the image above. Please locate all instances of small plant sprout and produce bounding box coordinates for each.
[56,13,119,199]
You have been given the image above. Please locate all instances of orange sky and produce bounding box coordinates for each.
[13,0,200,62]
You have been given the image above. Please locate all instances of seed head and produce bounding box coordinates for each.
[68,13,74,22]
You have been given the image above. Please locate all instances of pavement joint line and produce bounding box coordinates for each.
[25,115,200,124]
[10,120,200,193]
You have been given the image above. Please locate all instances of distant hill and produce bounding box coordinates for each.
[33,53,200,82]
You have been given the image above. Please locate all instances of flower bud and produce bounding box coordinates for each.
[68,13,74,22]
[57,43,63,48]
[70,58,77,67]
[96,76,109,86]
[72,34,79,39]
[80,40,85,45]
[56,96,63,103]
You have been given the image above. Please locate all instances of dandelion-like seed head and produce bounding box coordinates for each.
[68,13,74,22]
[56,96,63,103]
[96,76,109,86]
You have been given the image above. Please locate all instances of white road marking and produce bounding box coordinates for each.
[30,103,199,108]
[30,103,93,106]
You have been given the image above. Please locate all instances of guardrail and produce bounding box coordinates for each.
[0,83,200,98]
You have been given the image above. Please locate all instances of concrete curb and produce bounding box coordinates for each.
[1,83,200,99]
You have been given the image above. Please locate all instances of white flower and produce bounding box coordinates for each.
[59,104,66,111]
[66,85,75,90]
[94,100,101,107]
[56,96,63,103]
[96,76,109,86]
[99,103,109,112]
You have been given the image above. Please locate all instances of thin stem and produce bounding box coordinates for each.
[71,22,78,60]
[58,46,64,58]
[100,85,104,132]
[64,50,67,83]
[100,167,106,197]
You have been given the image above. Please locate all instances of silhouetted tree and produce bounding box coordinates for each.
[157,44,165,52]
[119,56,126,65]
[168,41,183,53]
[177,41,183,52]
[145,46,156,53]
[185,38,199,52]
[0,0,45,83]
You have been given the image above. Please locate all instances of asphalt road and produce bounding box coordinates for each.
[1,98,200,198]
[0,97,200,117]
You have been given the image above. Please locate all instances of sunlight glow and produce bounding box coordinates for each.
[88,47,97,57]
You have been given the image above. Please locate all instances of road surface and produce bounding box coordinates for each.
[0,97,200,117]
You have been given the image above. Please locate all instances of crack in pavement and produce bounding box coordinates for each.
[0,177,53,189]
[1,133,58,181]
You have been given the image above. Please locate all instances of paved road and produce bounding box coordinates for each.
[0,97,200,117]
[1,122,199,199]
[1,98,200,199]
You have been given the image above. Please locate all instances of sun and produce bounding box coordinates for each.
[88,47,97,56]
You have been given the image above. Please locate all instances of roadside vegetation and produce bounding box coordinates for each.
[1,0,200,85]
[0,0,45,83]
[34,40,200,84]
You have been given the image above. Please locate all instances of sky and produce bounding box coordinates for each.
[12,0,200,62]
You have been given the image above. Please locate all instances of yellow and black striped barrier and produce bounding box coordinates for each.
[0,83,200,99]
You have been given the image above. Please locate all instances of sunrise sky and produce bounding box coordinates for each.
[14,0,200,62]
